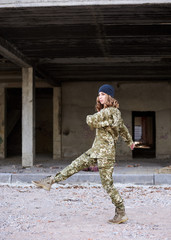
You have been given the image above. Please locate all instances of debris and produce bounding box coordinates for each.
[35,164,43,168]
[0,184,171,239]
[127,164,141,168]
[134,164,141,167]
[50,166,59,169]
[18,190,28,193]
[63,198,82,202]
[156,166,171,174]
[89,166,99,172]
[83,167,89,171]
[83,166,99,172]
[164,187,171,190]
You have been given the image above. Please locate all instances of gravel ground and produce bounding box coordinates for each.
[0,183,171,240]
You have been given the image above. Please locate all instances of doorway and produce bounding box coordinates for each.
[132,111,156,158]
[35,88,53,156]
[6,88,53,157]
[6,88,22,156]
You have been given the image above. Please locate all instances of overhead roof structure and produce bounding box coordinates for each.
[0,1,171,86]
[1,0,171,7]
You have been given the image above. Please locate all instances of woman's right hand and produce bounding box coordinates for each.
[130,143,135,150]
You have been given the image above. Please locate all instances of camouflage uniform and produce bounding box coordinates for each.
[54,107,133,210]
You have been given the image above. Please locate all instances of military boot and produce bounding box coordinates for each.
[108,207,128,224]
[32,176,55,191]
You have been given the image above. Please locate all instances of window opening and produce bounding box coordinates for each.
[132,112,156,158]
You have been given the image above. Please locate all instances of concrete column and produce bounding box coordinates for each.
[0,88,6,158]
[53,87,61,159]
[22,68,35,167]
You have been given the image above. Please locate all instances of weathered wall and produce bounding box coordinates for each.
[117,81,171,159]
[62,82,96,159]
[62,81,171,160]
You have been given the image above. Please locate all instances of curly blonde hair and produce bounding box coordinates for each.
[95,95,119,112]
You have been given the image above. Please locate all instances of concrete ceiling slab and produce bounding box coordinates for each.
[0,4,171,85]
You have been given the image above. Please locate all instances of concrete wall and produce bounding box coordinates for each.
[62,82,96,159]
[117,81,171,159]
[62,81,171,160]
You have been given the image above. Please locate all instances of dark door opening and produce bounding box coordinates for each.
[6,88,22,156]
[36,88,53,157]
[6,88,53,158]
[132,111,156,158]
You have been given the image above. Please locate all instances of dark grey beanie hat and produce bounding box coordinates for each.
[98,84,114,98]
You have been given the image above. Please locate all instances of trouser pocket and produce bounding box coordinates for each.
[97,158,115,169]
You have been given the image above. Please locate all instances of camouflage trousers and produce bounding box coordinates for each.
[54,152,125,210]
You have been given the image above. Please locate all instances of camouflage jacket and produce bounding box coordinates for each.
[86,107,133,160]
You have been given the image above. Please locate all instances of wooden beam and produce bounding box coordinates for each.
[38,56,171,64]
[0,37,31,67]
[35,67,61,86]
[0,71,21,80]
[0,37,58,85]
[54,75,171,81]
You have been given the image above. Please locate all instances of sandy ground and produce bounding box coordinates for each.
[0,183,171,240]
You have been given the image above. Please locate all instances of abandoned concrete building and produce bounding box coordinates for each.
[0,0,171,167]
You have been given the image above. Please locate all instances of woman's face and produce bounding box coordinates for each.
[98,92,108,105]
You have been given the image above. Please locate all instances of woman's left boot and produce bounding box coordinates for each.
[108,207,128,224]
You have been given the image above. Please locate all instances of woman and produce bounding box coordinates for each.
[33,84,135,224]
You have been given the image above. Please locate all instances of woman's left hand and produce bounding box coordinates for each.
[130,143,135,150]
